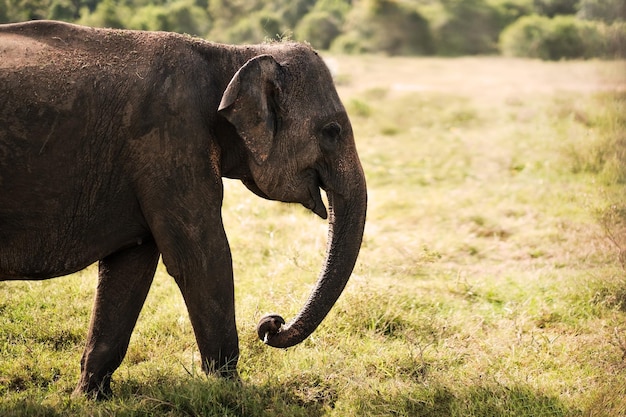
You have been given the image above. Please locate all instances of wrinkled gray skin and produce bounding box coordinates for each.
[0,21,367,399]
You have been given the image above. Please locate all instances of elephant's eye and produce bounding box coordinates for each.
[321,122,342,146]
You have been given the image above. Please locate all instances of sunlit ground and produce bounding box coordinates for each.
[1,56,625,416]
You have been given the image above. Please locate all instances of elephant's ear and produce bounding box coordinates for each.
[218,54,283,165]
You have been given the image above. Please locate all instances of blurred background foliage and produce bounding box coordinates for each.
[1,0,624,59]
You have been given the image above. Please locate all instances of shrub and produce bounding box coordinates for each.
[330,30,364,54]
[545,15,589,58]
[218,11,284,44]
[499,14,625,59]
[499,15,550,58]
[0,2,7,23]
[294,10,341,49]
[332,0,434,56]
[293,0,350,49]
[601,21,626,58]
[532,0,579,17]
[278,0,317,27]
[78,0,126,29]
[3,0,48,21]
[166,0,211,36]
[577,0,626,24]
[419,0,531,55]
[48,0,77,21]
[127,4,170,32]
[430,0,505,55]
[488,0,534,29]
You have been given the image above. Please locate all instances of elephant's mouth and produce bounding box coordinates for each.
[303,170,328,219]
[306,183,327,219]
[245,170,327,219]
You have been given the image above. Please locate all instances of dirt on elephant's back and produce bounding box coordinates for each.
[0,24,186,77]
[0,34,49,69]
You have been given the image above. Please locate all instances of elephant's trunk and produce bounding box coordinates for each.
[257,159,367,348]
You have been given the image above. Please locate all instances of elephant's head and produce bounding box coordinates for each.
[218,45,367,348]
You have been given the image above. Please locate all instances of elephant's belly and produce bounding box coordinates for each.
[0,245,97,280]
[0,216,151,281]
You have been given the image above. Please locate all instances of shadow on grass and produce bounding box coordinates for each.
[0,377,579,417]
[0,375,330,417]
[352,383,578,417]
[117,376,332,417]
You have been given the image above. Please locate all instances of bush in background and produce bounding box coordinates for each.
[489,0,534,29]
[601,21,626,58]
[294,0,349,49]
[1,0,625,59]
[500,14,626,59]
[124,1,210,36]
[76,0,210,35]
[429,0,504,55]
[77,0,125,29]
[295,10,341,50]
[577,0,626,24]
[219,10,284,44]
[332,0,434,56]
[532,0,578,17]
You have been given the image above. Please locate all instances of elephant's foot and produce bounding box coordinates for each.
[202,355,240,380]
[72,374,113,401]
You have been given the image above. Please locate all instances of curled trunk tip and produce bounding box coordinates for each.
[257,314,285,344]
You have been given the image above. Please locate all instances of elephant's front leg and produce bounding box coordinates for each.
[163,222,239,378]
[74,240,159,399]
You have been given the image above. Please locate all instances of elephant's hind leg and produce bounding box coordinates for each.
[73,240,159,400]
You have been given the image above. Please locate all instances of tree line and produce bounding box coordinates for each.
[1,0,624,59]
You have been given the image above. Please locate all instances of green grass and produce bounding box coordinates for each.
[1,57,625,416]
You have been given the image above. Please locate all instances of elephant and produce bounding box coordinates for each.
[0,20,367,399]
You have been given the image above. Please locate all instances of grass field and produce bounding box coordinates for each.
[1,56,625,416]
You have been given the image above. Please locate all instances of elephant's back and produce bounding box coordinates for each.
[0,20,195,71]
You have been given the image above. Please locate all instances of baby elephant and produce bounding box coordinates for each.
[0,20,367,398]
